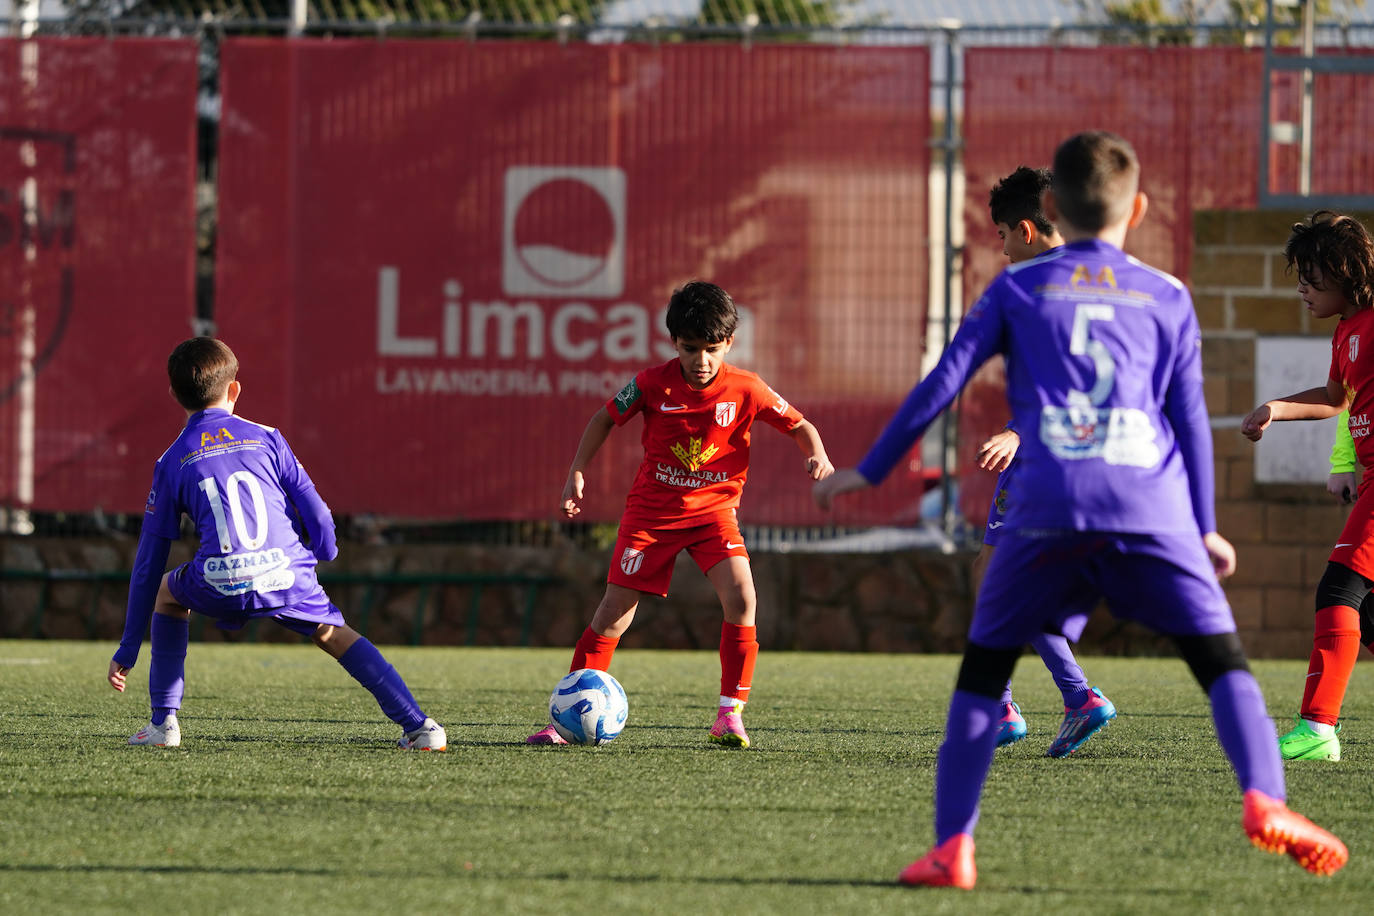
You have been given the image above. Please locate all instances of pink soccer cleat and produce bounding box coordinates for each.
[526,723,569,745]
[708,701,750,748]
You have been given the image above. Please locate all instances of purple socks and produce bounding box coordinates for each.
[149,612,188,724]
[337,638,427,732]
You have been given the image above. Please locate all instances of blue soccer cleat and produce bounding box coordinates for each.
[996,701,1027,747]
[1046,687,1115,758]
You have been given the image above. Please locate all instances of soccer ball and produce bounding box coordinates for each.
[549,668,628,745]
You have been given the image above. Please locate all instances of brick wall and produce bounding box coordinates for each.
[1196,209,1374,658]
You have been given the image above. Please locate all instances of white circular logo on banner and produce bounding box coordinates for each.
[503,166,626,298]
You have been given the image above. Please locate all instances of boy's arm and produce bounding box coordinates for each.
[1241,379,1347,441]
[786,419,834,480]
[1329,411,1357,503]
[562,407,616,518]
[111,530,174,673]
[1161,318,1219,538]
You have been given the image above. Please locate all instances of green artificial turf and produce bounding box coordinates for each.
[1,641,1370,914]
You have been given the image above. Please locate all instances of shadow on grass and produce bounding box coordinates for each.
[0,862,1205,897]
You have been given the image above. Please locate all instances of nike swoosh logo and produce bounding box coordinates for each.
[726,542,745,549]
[660,404,687,412]
[1335,543,1355,548]
[987,521,1004,529]
[1307,672,1324,678]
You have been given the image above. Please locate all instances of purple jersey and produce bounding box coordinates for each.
[860,239,1215,537]
[143,408,336,610]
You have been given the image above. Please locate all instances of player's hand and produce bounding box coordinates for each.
[1240,404,1272,442]
[977,428,1020,472]
[1203,531,1237,580]
[812,468,871,511]
[806,455,835,481]
[1327,471,1357,505]
[561,471,586,518]
[108,659,128,692]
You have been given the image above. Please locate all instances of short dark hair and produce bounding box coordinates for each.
[168,337,238,410]
[1051,131,1139,233]
[1284,211,1374,311]
[989,166,1055,235]
[665,281,738,343]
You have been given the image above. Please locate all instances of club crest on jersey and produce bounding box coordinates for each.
[1351,335,1360,363]
[715,402,737,427]
[670,436,719,471]
[620,548,644,576]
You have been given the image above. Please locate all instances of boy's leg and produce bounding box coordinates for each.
[317,623,444,749]
[1289,562,1368,750]
[706,555,757,748]
[1033,633,1117,758]
[1175,633,1347,875]
[901,641,1021,889]
[131,577,190,747]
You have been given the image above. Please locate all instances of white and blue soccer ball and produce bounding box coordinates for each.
[549,668,628,745]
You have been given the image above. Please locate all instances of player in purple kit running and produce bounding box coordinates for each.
[980,166,1116,755]
[107,337,446,751]
[815,131,1346,887]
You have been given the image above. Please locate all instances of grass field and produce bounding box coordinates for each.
[2,640,1371,914]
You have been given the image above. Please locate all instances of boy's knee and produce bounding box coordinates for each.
[1173,632,1249,691]
[955,642,1022,700]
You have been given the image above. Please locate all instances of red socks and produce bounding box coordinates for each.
[719,622,758,703]
[570,627,619,672]
[1301,605,1362,726]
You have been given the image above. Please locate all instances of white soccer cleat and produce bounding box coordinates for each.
[398,717,447,751]
[129,714,181,748]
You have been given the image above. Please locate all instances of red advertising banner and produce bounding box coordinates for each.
[0,39,198,515]
[957,47,1266,524]
[217,40,930,524]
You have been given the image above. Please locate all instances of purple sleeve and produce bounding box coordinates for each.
[1163,306,1217,534]
[856,291,1006,485]
[112,531,173,670]
[277,433,337,562]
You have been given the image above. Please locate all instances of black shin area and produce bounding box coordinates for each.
[1173,632,1249,692]
[954,642,1023,701]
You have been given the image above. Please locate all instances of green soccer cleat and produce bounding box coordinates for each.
[1278,716,1340,761]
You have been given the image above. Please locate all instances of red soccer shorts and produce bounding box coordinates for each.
[1329,482,1374,580]
[606,513,749,597]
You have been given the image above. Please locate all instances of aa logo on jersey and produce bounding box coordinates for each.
[715,402,737,427]
[1351,335,1360,363]
[502,166,626,298]
[620,547,644,576]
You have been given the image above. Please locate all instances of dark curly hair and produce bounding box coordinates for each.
[1284,211,1374,311]
[665,281,739,343]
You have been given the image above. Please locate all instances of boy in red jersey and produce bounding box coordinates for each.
[1242,210,1374,761]
[527,281,834,747]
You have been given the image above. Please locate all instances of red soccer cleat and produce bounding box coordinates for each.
[897,833,976,889]
[1243,789,1348,876]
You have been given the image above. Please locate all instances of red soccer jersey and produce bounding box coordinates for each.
[1330,307,1374,473]
[606,359,805,529]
